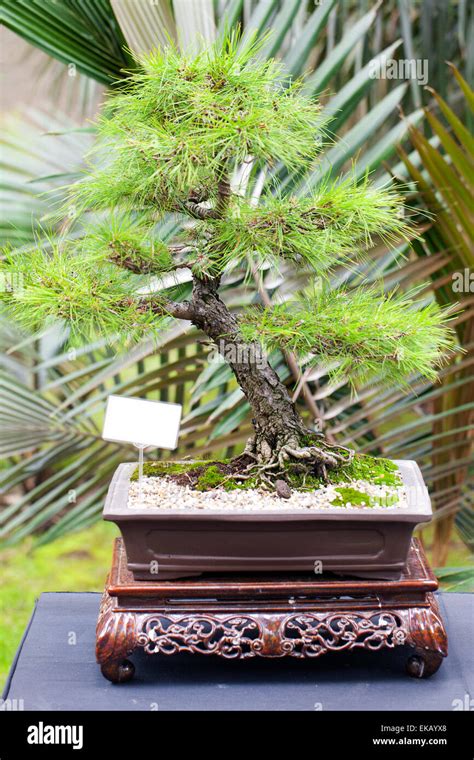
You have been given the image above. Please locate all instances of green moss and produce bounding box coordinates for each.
[196,465,227,491]
[331,486,371,507]
[130,460,211,481]
[195,466,263,492]
[372,493,399,507]
[329,454,401,487]
[224,476,259,491]
[285,471,323,491]
[132,454,402,494]
[283,454,401,491]
[300,433,319,447]
[331,485,400,508]
[329,455,403,508]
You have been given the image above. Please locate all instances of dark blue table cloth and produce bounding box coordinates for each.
[2,592,473,711]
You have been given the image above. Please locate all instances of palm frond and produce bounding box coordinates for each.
[2,2,472,562]
[1,0,133,84]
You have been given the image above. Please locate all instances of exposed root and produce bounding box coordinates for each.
[277,440,354,481]
[243,429,355,493]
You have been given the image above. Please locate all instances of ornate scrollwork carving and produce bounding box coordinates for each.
[282,612,407,658]
[133,610,409,661]
[136,614,264,658]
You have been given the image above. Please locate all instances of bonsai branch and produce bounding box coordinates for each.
[135,298,195,321]
[180,166,232,220]
[182,201,220,220]
[108,242,199,274]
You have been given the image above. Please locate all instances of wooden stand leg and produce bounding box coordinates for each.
[406,650,445,679]
[100,658,135,684]
[96,588,138,684]
[404,594,448,679]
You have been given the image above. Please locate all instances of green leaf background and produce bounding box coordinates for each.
[1,0,472,582]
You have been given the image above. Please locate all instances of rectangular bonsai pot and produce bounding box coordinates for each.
[103,460,432,581]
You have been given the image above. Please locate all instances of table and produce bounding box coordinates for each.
[3,594,472,710]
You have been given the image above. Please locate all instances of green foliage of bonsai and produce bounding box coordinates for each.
[1,34,456,488]
[71,35,326,215]
[240,284,454,387]
[202,176,411,276]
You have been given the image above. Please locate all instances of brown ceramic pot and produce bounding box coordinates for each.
[103,460,431,581]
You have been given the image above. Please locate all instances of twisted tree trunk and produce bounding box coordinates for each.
[191,276,307,457]
[189,276,352,477]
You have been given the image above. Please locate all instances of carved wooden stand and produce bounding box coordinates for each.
[96,538,447,683]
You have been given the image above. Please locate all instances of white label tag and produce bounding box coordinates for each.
[102,395,182,449]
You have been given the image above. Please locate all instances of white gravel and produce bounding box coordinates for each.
[128,476,408,511]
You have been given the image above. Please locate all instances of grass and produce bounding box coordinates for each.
[0,521,119,691]
[0,519,471,691]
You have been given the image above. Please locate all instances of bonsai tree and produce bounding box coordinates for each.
[2,36,455,485]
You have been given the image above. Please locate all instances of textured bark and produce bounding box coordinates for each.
[190,276,307,453]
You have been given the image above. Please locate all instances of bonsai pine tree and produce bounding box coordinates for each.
[2,36,455,484]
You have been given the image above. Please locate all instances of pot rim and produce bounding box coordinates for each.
[103,459,432,524]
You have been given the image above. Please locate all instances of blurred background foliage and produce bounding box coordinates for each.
[1,1,473,681]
